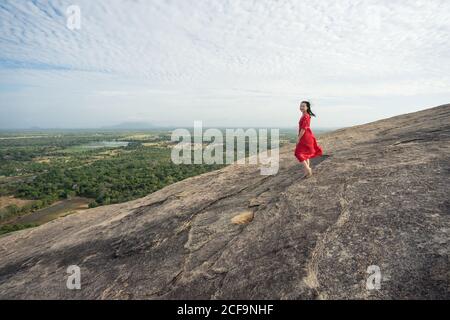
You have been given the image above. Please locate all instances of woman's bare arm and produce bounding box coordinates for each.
[298,128,305,141]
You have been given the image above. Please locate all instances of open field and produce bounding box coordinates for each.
[12,197,92,225]
[0,196,35,210]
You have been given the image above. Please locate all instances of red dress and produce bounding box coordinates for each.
[294,113,323,162]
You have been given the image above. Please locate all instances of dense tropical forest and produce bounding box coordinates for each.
[0,128,299,235]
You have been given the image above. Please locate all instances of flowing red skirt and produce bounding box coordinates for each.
[294,128,323,162]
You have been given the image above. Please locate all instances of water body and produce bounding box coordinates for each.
[80,140,130,149]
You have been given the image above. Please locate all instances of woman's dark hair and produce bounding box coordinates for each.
[301,100,316,117]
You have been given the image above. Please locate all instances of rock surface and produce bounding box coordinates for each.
[0,104,449,299]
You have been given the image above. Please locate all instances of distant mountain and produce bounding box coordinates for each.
[101,122,157,130]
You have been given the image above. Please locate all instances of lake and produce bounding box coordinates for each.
[80,140,130,149]
[63,140,131,153]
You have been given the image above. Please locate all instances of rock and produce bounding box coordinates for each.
[231,211,254,225]
[0,104,449,299]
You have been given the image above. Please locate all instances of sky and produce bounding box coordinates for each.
[0,0,449,129]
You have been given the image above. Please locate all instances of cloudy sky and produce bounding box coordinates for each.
[0,0,449,129]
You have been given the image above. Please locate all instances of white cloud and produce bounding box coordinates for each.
[0,0,449,128]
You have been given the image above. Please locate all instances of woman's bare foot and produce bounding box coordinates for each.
[304,167,312,178]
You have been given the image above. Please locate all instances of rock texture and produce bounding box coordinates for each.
[0,104,449,299]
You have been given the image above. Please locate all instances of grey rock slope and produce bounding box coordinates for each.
[0,104,449,299]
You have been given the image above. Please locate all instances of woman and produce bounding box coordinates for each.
[294,101,323,178]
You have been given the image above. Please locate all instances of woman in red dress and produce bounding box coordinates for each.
[294,101,323,178]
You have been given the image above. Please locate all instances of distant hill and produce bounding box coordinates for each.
[101,122,157,130]
[0,104,449,299]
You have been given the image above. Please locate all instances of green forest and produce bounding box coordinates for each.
[0,129,296,233]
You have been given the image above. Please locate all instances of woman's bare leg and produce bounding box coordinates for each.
[302,160,312,178]
[306,159,310,168]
